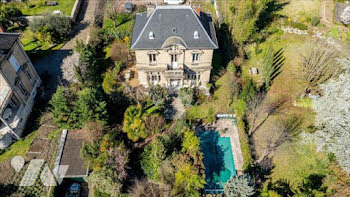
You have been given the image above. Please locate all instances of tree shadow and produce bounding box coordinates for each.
[211,23,238,77]
[300,174,327,194]
[256,0,290,31]
[0,183,18,196]
[270,179,295,196]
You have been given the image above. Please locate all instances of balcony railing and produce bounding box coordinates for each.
[0,105,23,135]
[164,64,184,78]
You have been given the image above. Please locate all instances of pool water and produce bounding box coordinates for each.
[199,131,236,190]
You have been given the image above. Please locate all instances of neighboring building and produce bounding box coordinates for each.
[131,5,218,93]
[0,33,41,149]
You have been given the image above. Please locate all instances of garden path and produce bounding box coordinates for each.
[171,97,185,120]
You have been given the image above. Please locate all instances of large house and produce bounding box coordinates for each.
[131,5,218,92]
[0,33,41,149]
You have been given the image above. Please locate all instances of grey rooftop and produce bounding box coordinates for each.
[131,5,218,50]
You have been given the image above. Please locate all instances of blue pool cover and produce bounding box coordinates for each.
[199,131,236,191]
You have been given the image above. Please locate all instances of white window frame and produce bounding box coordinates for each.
[149,54,157,64]
[192,53,200,63]
[9,55,21,72]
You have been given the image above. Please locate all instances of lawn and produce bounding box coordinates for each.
[3,0,75,16]
[272,141,330,188]
[20,28,64,53]
[186,73,233,122]
[279,0,321,21]
[0,131,37,162]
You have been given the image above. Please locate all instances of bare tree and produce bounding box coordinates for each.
[110,40,129,64]
[299,41,342,96]
[257,115,303,164]
[144,114,166,135]
[128,179,170,197]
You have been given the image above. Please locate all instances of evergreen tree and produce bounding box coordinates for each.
[50,86,76,128]
[224,174,255,197]
[75,88,107,125]
[141,138,166,180]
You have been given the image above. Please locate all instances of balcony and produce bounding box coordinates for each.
[0,104,26,137]
[164,63,184,79]
[0,75,11,114]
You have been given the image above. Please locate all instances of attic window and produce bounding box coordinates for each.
[149,32,155,39]
[172,27,177,34]
[194,31,199,39]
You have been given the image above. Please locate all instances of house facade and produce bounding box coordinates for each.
[131,5,218,92]
[0,33,41,149]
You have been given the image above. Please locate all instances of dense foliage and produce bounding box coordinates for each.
[29,14,71,43]
[50,86,107,129]
[179,87,195,106]
[0,6,23,30]
[224,174,255,197]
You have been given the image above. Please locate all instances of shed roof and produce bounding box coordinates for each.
[131,5,218,50]
[58,130,89,178]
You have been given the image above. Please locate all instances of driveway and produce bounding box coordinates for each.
[32,0,97,98]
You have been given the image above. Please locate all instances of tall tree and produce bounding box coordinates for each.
[230,0,273,46]
[141,138,166,180]
[75,88,107,126]
[261,45,284,90]
[50,86,76,128]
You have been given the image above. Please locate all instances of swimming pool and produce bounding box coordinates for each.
[199,131,236,191]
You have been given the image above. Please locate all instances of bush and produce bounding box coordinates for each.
[311,17,320,26]
[290,21,308,30]
[149,85,169,106]
[29,14,72,43]
[109,40,129,64]
[179,87,195,106]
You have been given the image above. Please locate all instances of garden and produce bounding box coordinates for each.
[0,0,75,16]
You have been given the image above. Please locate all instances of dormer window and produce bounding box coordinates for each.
[194,31,199,39]
[149,32,155,39]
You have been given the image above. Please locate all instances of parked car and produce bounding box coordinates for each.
[65,183,81,197]
[164,0,185,5]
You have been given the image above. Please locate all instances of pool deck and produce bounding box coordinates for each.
[198,120,244,175]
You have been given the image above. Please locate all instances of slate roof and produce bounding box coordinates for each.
[131,5,218,50]
[0,33,19,63]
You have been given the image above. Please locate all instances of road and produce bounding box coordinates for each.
[32,0,97,98]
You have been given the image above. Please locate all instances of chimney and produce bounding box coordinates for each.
[0,24,4,33]
[147,3,155,17]
[194,7,201,16]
